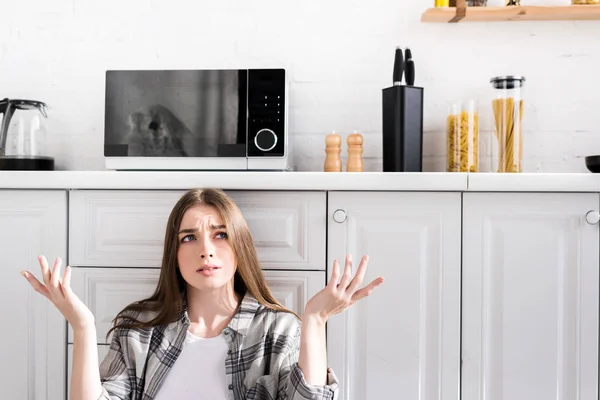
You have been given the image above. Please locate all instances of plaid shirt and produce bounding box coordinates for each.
[97,294,339,400]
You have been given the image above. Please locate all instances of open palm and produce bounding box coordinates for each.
[22,256,95,331]
[305,254,384,321]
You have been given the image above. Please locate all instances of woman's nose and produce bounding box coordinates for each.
[197,236,215,258]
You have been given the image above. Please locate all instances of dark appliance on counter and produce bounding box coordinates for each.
[585,155,600,173]
[103,68,289,171]
[382,47,423,172]
[0,98,54,170]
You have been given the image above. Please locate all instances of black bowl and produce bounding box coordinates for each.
[585,155,600,173]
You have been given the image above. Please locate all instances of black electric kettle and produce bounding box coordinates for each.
[0,98,54,170]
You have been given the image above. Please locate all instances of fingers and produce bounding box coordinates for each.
[337,254,353,290]
[346,255,368,293]
[21,270,51,300]
[351,277,385,303]
[39,255,51,285]
[327,260,341,289]
[329,254,383,303]
[63,265,72,290]
[33,255,68,300]
[50,257,62,292]
[61,265,73,296]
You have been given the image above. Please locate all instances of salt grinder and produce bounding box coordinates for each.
[346,132,364,172]
[324,132,342,172]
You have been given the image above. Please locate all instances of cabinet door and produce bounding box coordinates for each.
[69,191,182,268]
[327,192,461,400]
[228,191,326,271]
[261,269,325,316]
[69,190,326,270]
[69,268,160,344]
[462,192,599,400]
[69,267,325,344]
[0,190,67,400]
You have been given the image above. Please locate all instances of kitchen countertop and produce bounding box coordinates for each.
[0,171,599,192]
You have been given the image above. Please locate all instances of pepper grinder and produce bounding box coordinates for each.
[346,131,364,172]
[324,132,342,172]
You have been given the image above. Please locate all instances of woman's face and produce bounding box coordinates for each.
[177,204,237,293]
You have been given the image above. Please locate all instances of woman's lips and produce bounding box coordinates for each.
[196,265,221,276]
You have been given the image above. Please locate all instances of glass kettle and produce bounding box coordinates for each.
[0,98,54,170]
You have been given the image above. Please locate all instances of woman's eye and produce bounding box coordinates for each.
[181,234,195,243]
[215,232,228,239]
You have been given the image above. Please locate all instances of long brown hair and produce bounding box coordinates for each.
[107,188,297,338]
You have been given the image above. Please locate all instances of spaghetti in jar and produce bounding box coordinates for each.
[490,76,525,173]
[447,100,479,172]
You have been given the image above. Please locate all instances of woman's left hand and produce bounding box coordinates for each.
[304,254,384,323]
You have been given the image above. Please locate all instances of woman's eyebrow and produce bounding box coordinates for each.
[178,224,226,234]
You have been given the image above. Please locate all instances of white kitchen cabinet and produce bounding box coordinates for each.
[68,267,160,344]
[326,192,462,400]
[68,267,325,344]
[69,190,180,268]
[226,191,326,271]
[69,190,326,270]
[462,192,599,400]
[0,190,67,400]
[6,183,600,400]
[261,268,325,315]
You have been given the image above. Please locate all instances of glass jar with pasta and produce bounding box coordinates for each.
[572,0,600,4]
[446,100,479,172]
[490,76,525,173]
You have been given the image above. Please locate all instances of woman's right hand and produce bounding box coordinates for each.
[22,255,95,332]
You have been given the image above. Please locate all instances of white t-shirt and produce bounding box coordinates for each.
[154,330,229,400]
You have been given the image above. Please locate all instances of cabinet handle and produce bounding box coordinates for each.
[585,210,600,225]
[332,209,347,223]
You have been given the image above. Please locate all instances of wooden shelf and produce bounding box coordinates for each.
[421,5,600,23]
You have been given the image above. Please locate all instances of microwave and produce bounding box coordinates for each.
[103,68,289,171]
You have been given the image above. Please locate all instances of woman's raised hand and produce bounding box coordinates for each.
[22,256,95,332]
[304,254,384,323]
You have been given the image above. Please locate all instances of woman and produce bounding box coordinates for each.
[21,188,384,400]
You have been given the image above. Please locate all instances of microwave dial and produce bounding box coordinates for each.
[254,128,277,152]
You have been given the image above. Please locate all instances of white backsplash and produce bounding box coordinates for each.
[0,0,598,172]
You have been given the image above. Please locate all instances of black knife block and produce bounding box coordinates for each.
[382,85,424,172]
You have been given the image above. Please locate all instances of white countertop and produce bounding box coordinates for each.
[0,171,467,191]
[0,171,599,192]
[467,173,600,192]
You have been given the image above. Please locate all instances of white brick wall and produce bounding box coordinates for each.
[1,0,599,172]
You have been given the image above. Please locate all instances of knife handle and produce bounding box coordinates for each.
[405,59,415,86]
[393,47,404,86]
